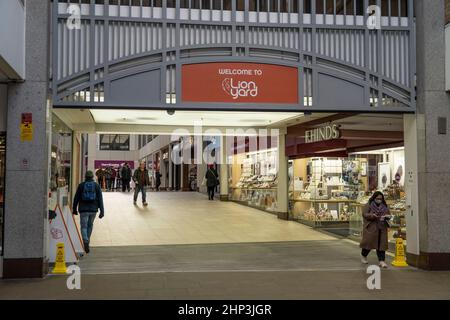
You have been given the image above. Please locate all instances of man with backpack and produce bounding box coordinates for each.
[73,170,105,253]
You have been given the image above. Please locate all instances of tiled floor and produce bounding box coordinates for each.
[87,191,334,247]
[77,240,390,274]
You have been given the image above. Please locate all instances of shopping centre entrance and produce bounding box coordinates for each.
[33,0,419,275]
[50,109,413,256]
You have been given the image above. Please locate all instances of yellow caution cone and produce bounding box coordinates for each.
[391,238,409,267]
[52,242,68,274]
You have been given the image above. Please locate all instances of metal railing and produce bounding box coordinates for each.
[52,0,416,112]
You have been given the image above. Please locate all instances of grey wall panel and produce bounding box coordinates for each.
[0,84,7,132]
[316,73,365,108]
[109,69,161,105]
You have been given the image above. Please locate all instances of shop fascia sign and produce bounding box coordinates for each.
[305,124,341,143]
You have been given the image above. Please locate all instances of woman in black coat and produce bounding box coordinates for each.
[205,164,219,200]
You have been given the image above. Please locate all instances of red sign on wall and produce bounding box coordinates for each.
[21,113,32,124]
[182,63,299,104]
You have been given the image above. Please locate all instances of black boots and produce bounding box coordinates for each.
[84,241,90,254]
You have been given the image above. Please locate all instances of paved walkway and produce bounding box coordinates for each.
[77,240,393,274]
[3,192,449,299]
[1,269,450,299]
[89,191,334,246]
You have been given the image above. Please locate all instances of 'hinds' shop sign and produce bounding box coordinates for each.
[182,63,298,104]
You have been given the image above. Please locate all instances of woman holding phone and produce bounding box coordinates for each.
[360,191,392,268]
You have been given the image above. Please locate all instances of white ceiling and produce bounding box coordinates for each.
[332,114,404,131]
[89,109,303,128]
[52,108,405,134]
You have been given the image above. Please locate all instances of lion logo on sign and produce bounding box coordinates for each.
[222,78,258,99]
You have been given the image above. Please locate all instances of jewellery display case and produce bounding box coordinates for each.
[289,157,362,228]
[229,148,279,212]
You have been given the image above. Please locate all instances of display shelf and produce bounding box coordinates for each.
[232,187,277,190]
[390,209,406,214]
[292,199,357,203]
[297,218,350,228]
[233,200,279,215]
[230,185,278,213]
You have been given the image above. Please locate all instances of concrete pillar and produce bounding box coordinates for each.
[403,114,421,259]
[0,85,7,131]
[412,0,450,269]
[3,0,50,278]
[158,150,164,189]
[151,152,156,189]
[180,152,184,190]
[168,144,173,190]
[87,134,97,172]
[180,144,190,191]
[219,135,229,201]
[276,129,288,220]
[198,162,207,194]
[71,133,82,205]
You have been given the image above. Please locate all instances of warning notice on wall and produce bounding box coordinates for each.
[20,113,33,141]
[20,123,33,141]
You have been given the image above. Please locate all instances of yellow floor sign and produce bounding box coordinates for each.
[391,238,409,267]
[52,243,68,274]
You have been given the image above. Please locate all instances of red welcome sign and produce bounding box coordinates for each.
[182,63,299,104]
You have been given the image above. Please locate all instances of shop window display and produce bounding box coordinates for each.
[348,149,407,251]
[228,148,278,212]
[289,157,362,229]
[288,147,407,251]
[49,115,72,207]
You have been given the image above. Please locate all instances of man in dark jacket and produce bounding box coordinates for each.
[121,163,132,192]
[155,170,162,191]
[73,170,105,253]
[95,168,105,189]
[105,166,113,191]
[133,161,150,206]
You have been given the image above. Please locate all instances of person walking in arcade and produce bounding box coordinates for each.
[72,170,105,254]
[133,161,150,206]
[360,191,392,268]
[205,164,219,200]
[121,162,132,192]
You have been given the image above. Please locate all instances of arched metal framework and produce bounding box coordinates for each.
[52,0,416,112]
